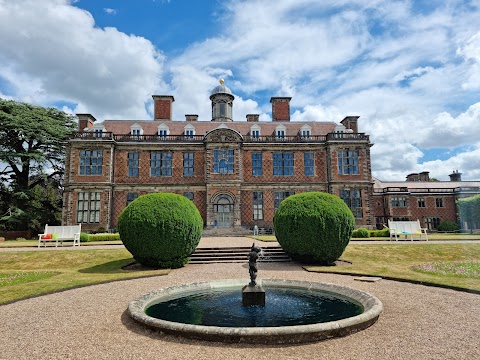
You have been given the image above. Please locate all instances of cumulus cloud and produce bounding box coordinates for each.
[1,0,480,181]
[0,0,164,120]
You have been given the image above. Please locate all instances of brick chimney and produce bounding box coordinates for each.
[152,95,174,120]
[270,97,291,121]
[185,114,198,121]
[419,171,430,181]
[406,173,419,182]
[449,170,462,182]
[246,114,259,122]
[76,114,96,132]
[340,116,359,133]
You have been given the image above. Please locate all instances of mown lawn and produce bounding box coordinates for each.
[305,243,480,291]
[0,249,169,305]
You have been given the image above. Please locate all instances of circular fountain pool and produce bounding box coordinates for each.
[128,279,383,344]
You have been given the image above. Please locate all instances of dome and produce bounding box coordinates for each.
[211,79,233,95]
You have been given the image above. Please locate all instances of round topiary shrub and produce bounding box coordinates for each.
[118,192,203,268]
[273,192,355,265]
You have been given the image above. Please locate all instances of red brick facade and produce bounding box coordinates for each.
[62,86,480,233]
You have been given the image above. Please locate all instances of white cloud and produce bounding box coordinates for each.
[1,0,480,181]
[0,0,164,120]
[103,8,117,15]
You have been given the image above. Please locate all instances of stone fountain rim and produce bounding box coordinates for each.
[127,278,383,344]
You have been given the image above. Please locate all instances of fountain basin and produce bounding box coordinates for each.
[128,279,383,344]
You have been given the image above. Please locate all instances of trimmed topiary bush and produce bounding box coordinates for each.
[437,220,459,232]
[273,192,355,265]
[118,192,203,268]
[352,228,370,238]
[369,228,390,237]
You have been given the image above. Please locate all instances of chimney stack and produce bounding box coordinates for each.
[270,97,291,121]
[449,170,462,182]
[185,114,198,121]
[340,116,359,133]
[419,171,430,181]
[76,114,96,132]
[406,173,419,182]
[152,95,174,120]
[246,114,259,122]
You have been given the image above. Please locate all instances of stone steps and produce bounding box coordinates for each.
[189,246,291,264]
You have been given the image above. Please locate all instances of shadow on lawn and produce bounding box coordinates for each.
[79,258,136,274]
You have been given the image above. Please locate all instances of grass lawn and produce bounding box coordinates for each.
[305,243,480,292]
[0,249,169,305]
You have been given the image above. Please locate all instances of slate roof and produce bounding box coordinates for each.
[101,120,338,136]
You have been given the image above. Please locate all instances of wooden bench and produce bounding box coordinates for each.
[38,225,82,247]
[388,220,428,241]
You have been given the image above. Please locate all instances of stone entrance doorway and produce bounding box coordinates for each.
[213,194,234,228]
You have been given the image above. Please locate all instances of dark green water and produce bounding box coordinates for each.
[146,287,363,327]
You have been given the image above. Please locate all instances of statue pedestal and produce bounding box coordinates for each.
[242,284,265,306]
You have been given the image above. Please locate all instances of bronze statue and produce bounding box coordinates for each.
[248,243,262,286]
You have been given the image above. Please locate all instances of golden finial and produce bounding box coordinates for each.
[219,79,225,84]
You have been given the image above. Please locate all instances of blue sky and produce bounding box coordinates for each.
[0,0,479,181]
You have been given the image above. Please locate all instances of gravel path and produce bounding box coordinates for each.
[1,260,479,359]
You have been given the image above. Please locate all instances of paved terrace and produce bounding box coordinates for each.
[0,237,479,359]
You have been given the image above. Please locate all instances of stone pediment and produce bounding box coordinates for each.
[204,127,243,143]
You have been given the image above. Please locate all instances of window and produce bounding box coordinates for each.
[183,192,194,201]
[126,192,138,205]
[276,130,285,139]
[253,192,263,220]
[150,152,172,176]
[252,153,263,176]
[274,191,294,212]
[301,130,310,138]
[158,129,168,138]
[131,125,142,140]
[417,197,425,208]
[337,150,359,175]
[158,124,169,139]
[273,153,294,176]
[436,198,444,208]
[128,152,139,177]
[79,150,103,175]
[77,192,101,223]
[304,152,314,176]
[183,153,194,177]
[340,189,363,218]
[93,129,103,138]
[184,125,195,139]
[425,217,441,230]
[390,197,407,207]
[300,125,311,139]
[250,125,261,139]
[213,149,234,174]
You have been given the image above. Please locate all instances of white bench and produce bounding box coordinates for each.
[38,225,82,247]
[388,220,428,241]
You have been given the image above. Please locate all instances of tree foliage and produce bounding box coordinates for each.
[0,98,77,231]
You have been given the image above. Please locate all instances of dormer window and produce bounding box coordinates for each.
[275,125,286,140]
[300,125,311,139]
[157,124,169,139]
[184,124,195,139]
[250,124,261,139]
[92,123,106,138]
[130,124,143,140]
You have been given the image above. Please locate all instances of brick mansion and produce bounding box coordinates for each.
[63,81,480,233]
